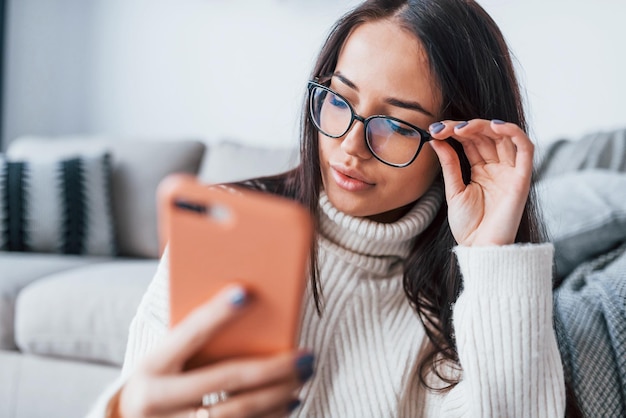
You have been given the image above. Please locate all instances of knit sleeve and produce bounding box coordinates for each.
[441,243,566,417]
[85,251,171,418]
[120,249,171,377]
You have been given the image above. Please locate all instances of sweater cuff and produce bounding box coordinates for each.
[453,243,554,296]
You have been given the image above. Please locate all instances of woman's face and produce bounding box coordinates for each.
[318,19,442,223]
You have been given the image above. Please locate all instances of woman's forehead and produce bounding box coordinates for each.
[334,20,441,114]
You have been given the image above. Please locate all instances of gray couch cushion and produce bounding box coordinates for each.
[0,253,110,350]
[536,127,626,179]
[7,136,206,258]
[199,140,298,184]
[14,260,157,366]
[0,350,119,418]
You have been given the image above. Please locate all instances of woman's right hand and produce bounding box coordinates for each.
[115,285,314,418]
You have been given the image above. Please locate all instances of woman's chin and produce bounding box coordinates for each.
[325,191,415,223]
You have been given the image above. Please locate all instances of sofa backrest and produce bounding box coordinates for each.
[197,140,299,184]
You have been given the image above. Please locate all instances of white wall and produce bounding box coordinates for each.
[3,0,626,149]
[3,0,98,146]
[480,0,626,145]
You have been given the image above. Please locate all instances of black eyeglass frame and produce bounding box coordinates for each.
[307,80,433,168]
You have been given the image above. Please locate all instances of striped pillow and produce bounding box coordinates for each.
[0,153,116,256]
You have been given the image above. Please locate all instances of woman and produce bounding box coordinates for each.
[91,0,570,416]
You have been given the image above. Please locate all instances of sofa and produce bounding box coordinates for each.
[1,128,625,418]
[0,136,298,418]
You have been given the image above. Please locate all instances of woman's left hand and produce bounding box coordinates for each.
[428,119,534,247]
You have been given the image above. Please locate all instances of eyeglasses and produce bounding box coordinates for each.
[307,80,432,167]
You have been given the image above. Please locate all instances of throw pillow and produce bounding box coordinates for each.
[0,153,116,256]
[536,169,626,279]
[7,136,207,258]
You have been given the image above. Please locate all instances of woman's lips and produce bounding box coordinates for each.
[330,165,375,192]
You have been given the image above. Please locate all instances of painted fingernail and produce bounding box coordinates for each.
[295,353,315,382]
[455,121,469,130]
[492,119,506,124]
[429,122,445,134]
[228,287,248,307]
[288,399,302,412]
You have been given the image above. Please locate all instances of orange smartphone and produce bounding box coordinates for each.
[157,174,313,369]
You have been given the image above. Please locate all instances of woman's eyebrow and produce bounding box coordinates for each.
[385,97,434,118]
[333,72,359,91]
[332,72,435,118]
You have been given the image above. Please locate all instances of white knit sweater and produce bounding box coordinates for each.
[88,184,566,417]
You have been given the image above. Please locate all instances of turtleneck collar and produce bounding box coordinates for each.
[318,181,444,265]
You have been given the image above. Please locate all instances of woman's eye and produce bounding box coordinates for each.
[385,119,417,137]
[328,94,348,109]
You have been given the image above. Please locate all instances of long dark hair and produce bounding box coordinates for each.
[239,0,581,415]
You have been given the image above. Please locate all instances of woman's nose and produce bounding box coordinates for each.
[340,119,373,161]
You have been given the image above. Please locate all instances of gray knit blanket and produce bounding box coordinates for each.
[536,128,626,417]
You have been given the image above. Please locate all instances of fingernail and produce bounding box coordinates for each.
[429,122,445,134]
[228,287,247,307]
[295,353,315,382]
[492,119,505,124]
[288,399,302,412]
[455,121,469,130]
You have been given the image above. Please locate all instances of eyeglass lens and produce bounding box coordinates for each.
[310,86,423,166]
